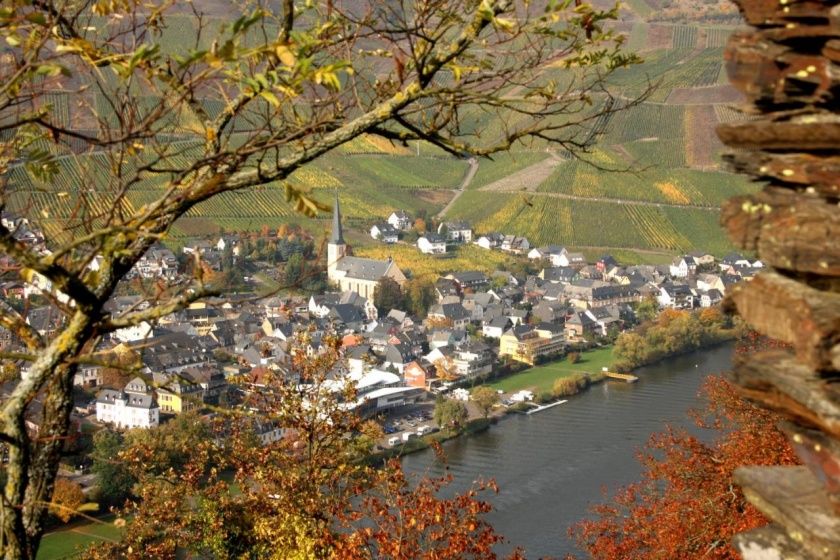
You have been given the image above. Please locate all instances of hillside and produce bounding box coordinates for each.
[5,5,756,261]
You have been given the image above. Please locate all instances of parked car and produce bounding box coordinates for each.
[416,425,436,436]
[387,436,401,447]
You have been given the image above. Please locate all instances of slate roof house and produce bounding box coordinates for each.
[428,303,471,329]
[387,210,412,230]
[475,232,504,249]
[96,377,160,429]
[438,220,473,243]
[370,223,399,243]
[417,233,447,254]
[446,271,489,292]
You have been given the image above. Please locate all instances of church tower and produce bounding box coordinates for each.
[327,192,347,280]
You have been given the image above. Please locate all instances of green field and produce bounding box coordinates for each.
[38,516,123,560]
[487,347,615,394]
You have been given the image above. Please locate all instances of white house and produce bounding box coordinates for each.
[657,284,695,309]
[370,223,399,243]
[553,251,585,267]
[418,233,447,255]
[438,221,472,243]
[95,377,160,429]
[500,235,530,254]
[475,233,504,250]
[699,289,724,308]
[482,317,511,339]
[113,320,154,343]
[387,210,412,230]
[528,245,566,262]
[669,256,698,278]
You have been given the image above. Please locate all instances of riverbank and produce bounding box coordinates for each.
[400,343,736,559]
[387,328,738,460]
[366,417,493,464]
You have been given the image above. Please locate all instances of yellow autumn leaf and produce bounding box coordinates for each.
[275,45,296,67]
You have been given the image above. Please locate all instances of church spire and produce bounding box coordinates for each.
[329,191,344,245]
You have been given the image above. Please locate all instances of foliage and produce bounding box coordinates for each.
[552,377,580,398]
[567,352,581,364]
[433,397,469,433]
[634,297,658,324]
[374,277,404,316]
[48,479,86,523]
[471,386,500,419]
[331,453,524,560]
[570,373,800,560]
[612,308,735,371]
[284,253,305,288]
[403,279,436,317]
[90,431,134,506]
[355,242,516,282]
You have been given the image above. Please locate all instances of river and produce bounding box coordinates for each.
[401,343,734,559]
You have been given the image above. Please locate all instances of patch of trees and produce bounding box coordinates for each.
[433,396,469,433]
[612,308,736,372]
[374,277,436,317]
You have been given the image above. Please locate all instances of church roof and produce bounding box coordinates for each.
[336,256,394,282]
[330,192,344,244]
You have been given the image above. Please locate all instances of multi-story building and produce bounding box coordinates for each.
[499,325,564,365]
[452,342,493,378]
[95,377,160,429]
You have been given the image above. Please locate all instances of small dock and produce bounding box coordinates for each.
[525,399,568,415]
[604,371,639,383]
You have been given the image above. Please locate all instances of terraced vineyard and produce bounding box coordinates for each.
[445,191,734,253]
[672,26,698,49]
[6,16,756,260]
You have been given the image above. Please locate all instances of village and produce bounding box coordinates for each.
[0,201,762,468]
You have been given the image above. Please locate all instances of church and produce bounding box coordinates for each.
[327,194,407,299]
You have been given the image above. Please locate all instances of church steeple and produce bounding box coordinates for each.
[329,191,344,245]
[327,191,347,281]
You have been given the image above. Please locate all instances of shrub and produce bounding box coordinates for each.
[570,373,590,390]
[535,391,554,404]
[552,377,581,398]
[567,352,581,364]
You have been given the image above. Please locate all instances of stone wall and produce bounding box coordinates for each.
[717,1,840,557]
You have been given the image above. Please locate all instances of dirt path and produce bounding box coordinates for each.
[479,151,566,193]
[436,157,479,219]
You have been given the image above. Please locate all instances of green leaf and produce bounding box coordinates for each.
[25,13,47,25]
[260,90,280,108]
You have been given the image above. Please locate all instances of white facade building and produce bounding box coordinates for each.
[96,377,160,429]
